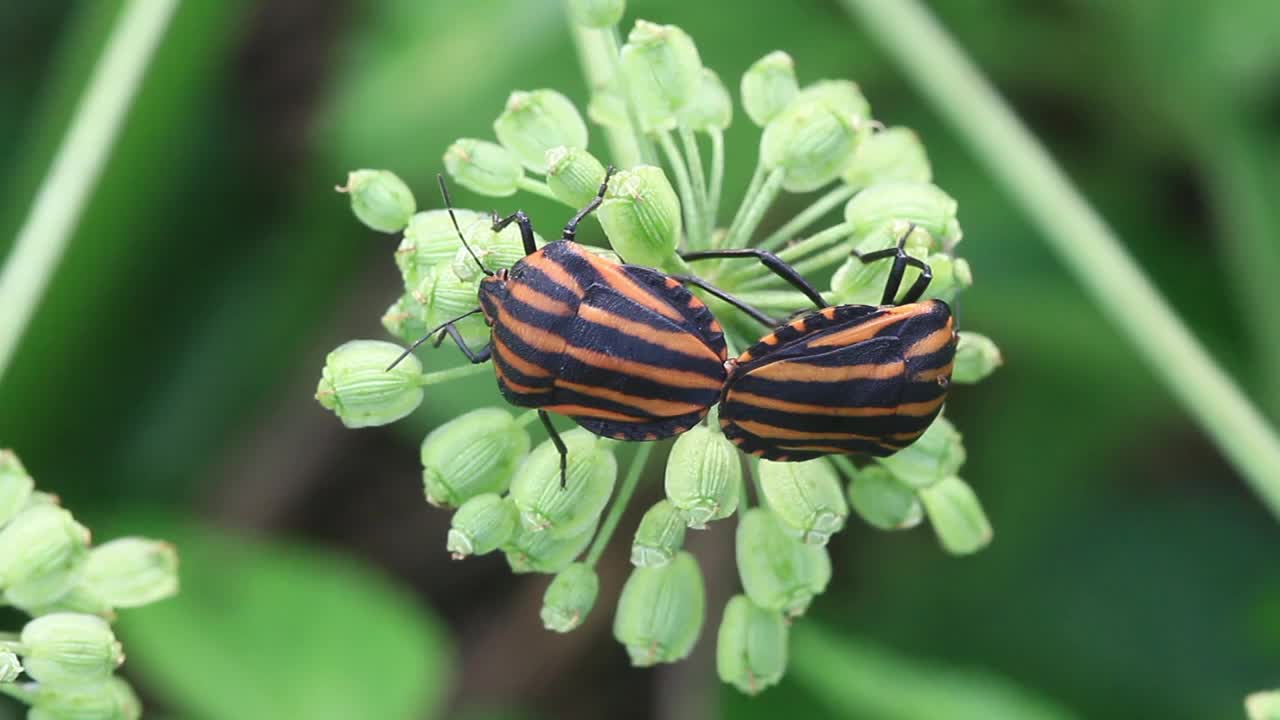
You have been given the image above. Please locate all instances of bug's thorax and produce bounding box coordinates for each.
[478,269,510,326]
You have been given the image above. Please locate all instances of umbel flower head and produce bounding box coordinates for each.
[316,5,1002,694]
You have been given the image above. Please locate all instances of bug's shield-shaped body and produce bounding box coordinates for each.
[720,300,956,461]
[479,240,727,440]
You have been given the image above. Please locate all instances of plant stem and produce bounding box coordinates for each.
[657,130,704,251]
[722,160,767,249]
[757,184,858,252]
[731,223,852,284]
[724,168,786,249]
[586,442,653,567]
[568,24,642,169]
[843,0,1280,515]
[604,26,660,166]
[517,176,569,205]
[0,0,178,383]
[708,129,726,232]
[419,362,490,386]
[679,126,711,249]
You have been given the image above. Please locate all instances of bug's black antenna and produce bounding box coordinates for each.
[387,307,486,370]
[438,174,493,277]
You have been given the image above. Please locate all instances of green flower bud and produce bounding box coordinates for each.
[399,265,490,350]
[546,146,607,208]
[830,223,933,305]
[504,521,595,575]
[664,426,741,528]
[795,79,872,124]
[20,613,123,686]
[847,464,923,530]
[511,429,617,538]
[716,594,788,695]
[568,0,625,28]
[21,583,114,620]
[447,493,518,559]
[679,68,732,132]
[23,491,60,510]
[0,651,21,683]
[494,89,588,172]
[1247,690,1280,720]
[631,500,687,567]
[843,181,962,248]
[395,209,533,287]
[761,98,861,193]
[736,508,830,617]
[443,139,523,197]
[741,51,798,127]
[0,449,34,528]
[613,551,705,666]
[337,169,416,234]
[422,408,532,507]
[876,416,965,489]
[0,506,89,606]
[952,331,1002,384]
[315,340,423,429]
[541,562,599,632]
[587,85,629,129]
[758,458,848,545]
[919,476,992,555]
[80,538,178,609]
[620,21,703,132]
[28,677,141,720]
[380,294,430,346]
[598,164,681,267]
[842,127,932,190]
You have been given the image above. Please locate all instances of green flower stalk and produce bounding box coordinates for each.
[0,449,34,527]
[80,538,178,609]
[741,51,798,127]
[315,340,425,429]
[952,331,1004,384]
[846,463,924,531]
[336,169,416,234]
[716,594,788,695]
[758,458,849,545]
[447,493,518,559]
[421,408,531,507]
[541,562,600,632]
[494,89,590,172]
[18,613,124,687]
[443,139,524,197]
[613,551,705,666]
[568,0,625,28]
[664,425,741,528]
[631,499,687,567]
[510,429,617,538]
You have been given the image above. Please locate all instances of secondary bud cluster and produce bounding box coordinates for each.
[0,451,176,719]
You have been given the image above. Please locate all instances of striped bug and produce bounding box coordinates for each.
[391,169,733,483]
[682,227,958,461]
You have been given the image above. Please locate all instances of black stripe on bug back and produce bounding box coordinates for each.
[720,300,956,461]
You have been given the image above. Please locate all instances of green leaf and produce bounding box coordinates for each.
[114,517,450,720]
[789,624,1079,720]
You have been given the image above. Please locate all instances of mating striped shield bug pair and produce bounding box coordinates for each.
[392,169,957,480]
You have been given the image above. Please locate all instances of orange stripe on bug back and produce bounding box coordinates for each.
[748,358,905,383]
[577,302,720,362]
[803,308,912,348]
[543,404,647,422]
[563,344,722,391]
[509,282,574,317]
[494,362,551,395]
[725,391,898,417]
[819,307,837,320]
[580,252,686,323]
[556,379,705,417]
[904,325,956,359]
[523,252,585,297]
[491,334,553,378]
[732,419,883,442]
[497,307,569,355]
[896,395,947,417]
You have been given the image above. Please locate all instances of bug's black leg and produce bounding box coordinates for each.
[539,409,569,488]
[491,210,538,255]
[387,307,487,370]
[898,256,933,304]
[849,224,933,305]
[438,175,494,276]
[431,328,450,348]
[440,323,493,363]
[672,274,779,328]
[681,248,828,309]
[561,165,617,243]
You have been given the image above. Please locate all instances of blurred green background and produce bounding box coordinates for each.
[2,1,1279,718]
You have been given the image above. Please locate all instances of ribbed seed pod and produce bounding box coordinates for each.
[952,332,1003,384]
[598,165,682,268]
[829,222,933,306]
[664,426,741,528]
[395,209,534,287]
[760,97,861,193]
[795,79,872,124]
[421,408,531,507]
[842,127,932,190]
[510,429,617,538]
[443,138,524,197]
[493,89,589,172]
[631,500,687,567]
[735,508,830,617]
[338,169,416,233]
[81,538,178,609]
[843,180,962,248]
[847,464,924,530]
[315,340,424,429]
[716,594,788,695]
[876,416,965,490]
[758,458,848,545]
[679,68,732,132]
[0,449,34,528]
[613,551,705,666]
[20,613,124,687]
[541,562,600,633]
[546,146,608,209]
[919,476,992,555]
[619,21,703,132]
[740,51,797,127]
[504,521,595,575]
[28,677,140,720]
[447,493,519,559]
[0,505,90,607]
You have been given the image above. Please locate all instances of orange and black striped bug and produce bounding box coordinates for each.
[681,227,958,462]
[390,169,734,484]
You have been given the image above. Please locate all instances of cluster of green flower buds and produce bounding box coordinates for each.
[0,451,177,719]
